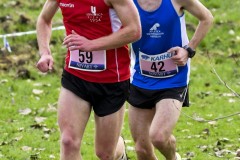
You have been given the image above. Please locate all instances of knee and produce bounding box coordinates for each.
[150,132,166,147]
[61,133,81,152]
[95,148,115,160]
[134,141,153,157]
[150,131,176,148]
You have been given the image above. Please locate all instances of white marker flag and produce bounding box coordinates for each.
[3,36,12,52]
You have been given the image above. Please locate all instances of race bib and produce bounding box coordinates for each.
[69,50,106,72]
[139,51,178,78]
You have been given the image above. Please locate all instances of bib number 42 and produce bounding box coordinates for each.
[151,61,165,72]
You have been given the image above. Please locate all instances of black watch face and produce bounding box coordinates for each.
[183,45,196,58]
[187,47,196,58]
[189,52,195,58]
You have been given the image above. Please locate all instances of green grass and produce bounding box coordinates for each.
[0,70,239,159]
[1,0,240,159]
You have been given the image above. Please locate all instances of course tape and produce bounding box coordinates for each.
[0,26,65,52]
[0,26,65,38]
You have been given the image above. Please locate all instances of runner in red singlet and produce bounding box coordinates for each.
[36,0,141,159]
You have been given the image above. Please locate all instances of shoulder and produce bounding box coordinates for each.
[104,0,130,7]
[44,0,59,9]
[173,0,210,14]
[172,0,199,9]
[49,0,59,4]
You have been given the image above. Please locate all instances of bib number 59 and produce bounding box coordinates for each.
[79,51,93,63]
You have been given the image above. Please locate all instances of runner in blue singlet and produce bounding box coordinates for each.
[128,0,213,159]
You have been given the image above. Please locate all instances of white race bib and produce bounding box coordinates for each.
[139,51,178,78]
[69,50,106,72]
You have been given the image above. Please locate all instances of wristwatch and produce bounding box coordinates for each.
[183,45,196,58]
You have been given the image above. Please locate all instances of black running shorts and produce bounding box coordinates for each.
[127,84,189,109]
[61,70,130,117]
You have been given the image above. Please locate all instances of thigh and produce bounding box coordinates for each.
[58,87,92,140]
[129,106,155,143]
[150,99,182,136]
[94,106,125,151]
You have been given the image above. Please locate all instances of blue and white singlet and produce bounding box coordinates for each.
[131,0,190,90]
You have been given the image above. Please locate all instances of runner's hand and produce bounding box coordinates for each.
[36,54,54,73]
[168,47,188,66]
[63,30,92,51]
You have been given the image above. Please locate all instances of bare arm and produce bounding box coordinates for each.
[36,0,59,72]
[169,0,213,66]
[178,0,214,49]
[63,0,141,51]
[97,0,142,48]
[37,0,59,56]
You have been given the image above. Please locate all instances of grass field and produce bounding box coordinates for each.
[0,0,240,159]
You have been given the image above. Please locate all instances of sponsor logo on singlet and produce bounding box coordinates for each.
[147,23,164,38]
[59,3,74,8]
[86,6,103,23]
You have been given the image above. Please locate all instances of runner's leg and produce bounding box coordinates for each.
[129,106,158,160]
[58,87,92,160]
[95,106,125,160]
[150,99,182,160]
